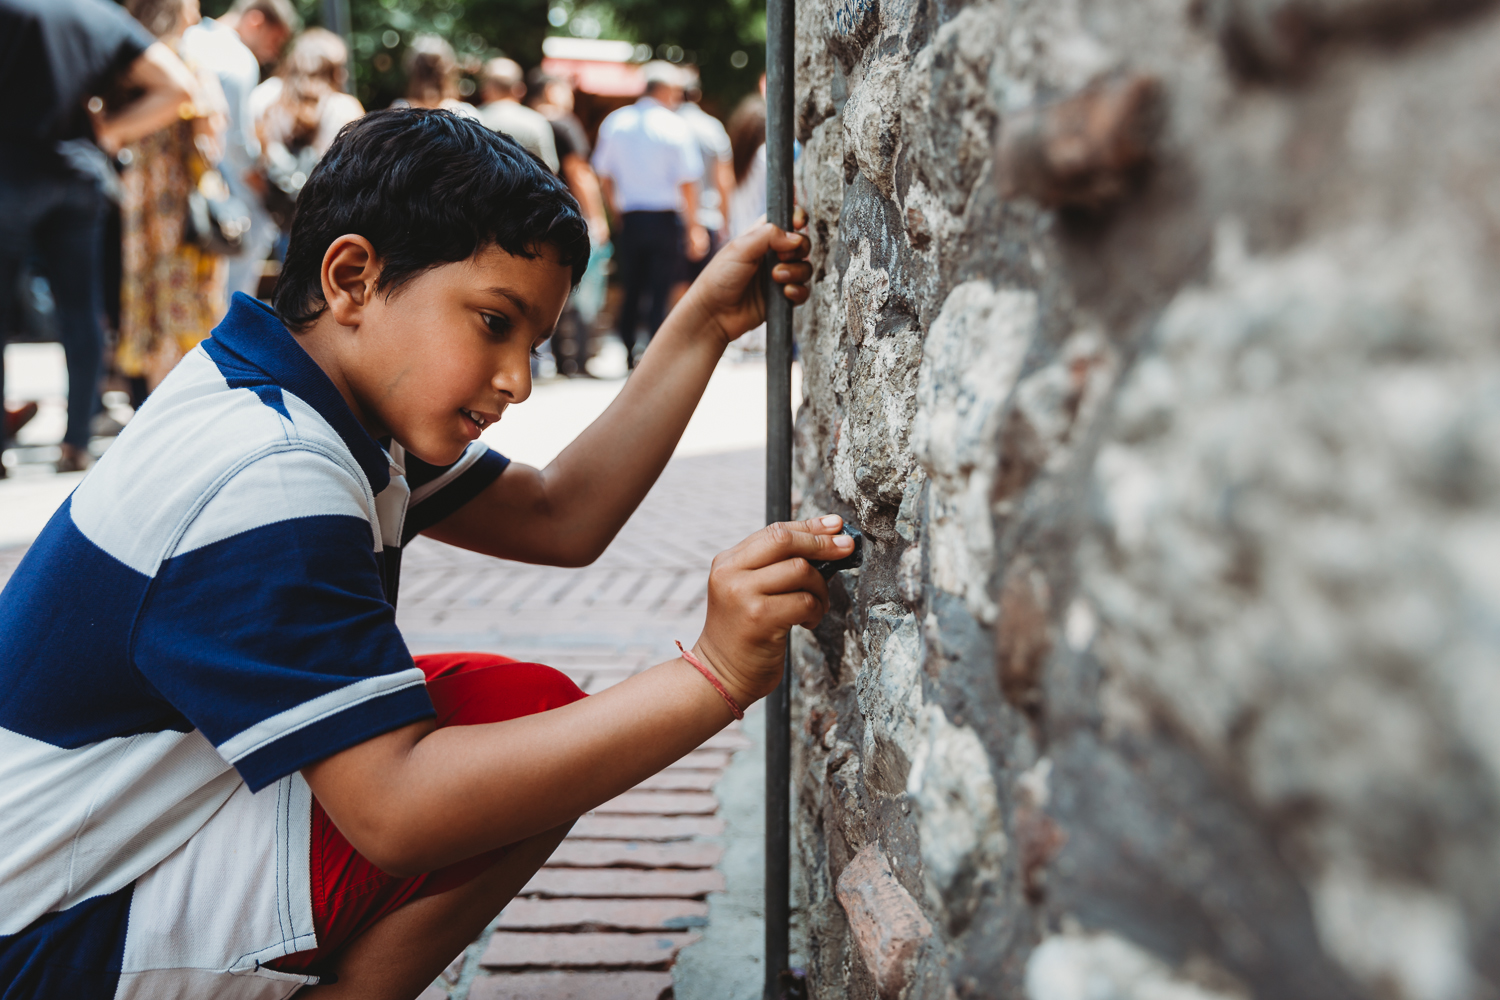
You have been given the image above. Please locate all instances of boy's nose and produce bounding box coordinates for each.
[496,364,532,405]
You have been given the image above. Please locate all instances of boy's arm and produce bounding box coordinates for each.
[422,218,811,568]
[302,517,851,875]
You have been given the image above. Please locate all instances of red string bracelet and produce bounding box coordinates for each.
[676,640,745,720]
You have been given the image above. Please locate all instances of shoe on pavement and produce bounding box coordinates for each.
[56,443,93,474]
[91,410,128,437]
[5,401,38,438]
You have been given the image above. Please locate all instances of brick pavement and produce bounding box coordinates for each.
[0,445,765,1000]
[402,447,765,1000]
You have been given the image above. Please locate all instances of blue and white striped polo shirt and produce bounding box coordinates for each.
[0,293,509,997]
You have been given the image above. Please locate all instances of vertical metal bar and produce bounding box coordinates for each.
[764,0,795,994]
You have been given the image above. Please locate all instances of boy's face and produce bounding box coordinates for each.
[342,245,573,467]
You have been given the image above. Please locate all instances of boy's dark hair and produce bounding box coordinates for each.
[274,108,591,331]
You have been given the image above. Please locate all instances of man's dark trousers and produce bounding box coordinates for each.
[614,211,681,366]
[0,172,107,456]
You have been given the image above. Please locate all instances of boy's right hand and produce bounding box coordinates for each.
[692,514,855,708]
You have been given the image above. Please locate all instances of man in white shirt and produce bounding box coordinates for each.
[477,58,559,173]
[183,0,297,301]
[591,62,704,368]
[676,70,734,282]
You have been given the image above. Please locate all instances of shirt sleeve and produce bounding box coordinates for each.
[132,448,433,792]
[567,119,592,163]
[591,126,615,180]
[675,129,704,185]
[77,0,156,93]
[707,120,732,162]
[536,122,559,174]
[401,440,510,543]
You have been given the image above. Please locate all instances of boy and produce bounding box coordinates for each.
[0,109,848,999]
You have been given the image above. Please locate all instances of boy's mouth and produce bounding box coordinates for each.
[461,408,497,432]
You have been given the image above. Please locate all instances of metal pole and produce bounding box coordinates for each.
[764,0,794,993]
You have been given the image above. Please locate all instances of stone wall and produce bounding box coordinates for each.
[787,1,1500,997]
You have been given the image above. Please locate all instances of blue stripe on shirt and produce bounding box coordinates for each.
[0,499,188,748]
[134,514,431,790]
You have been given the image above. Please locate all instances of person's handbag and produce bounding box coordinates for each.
[260,142,322,231]
[184,170,252,256]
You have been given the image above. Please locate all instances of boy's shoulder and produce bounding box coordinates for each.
[71,295,391,577]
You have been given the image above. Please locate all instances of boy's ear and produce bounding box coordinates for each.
[321,235,381,328]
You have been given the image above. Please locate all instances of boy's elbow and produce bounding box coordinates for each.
[355,825,433,878]
[330,806,433,876]
[551,543,603,569]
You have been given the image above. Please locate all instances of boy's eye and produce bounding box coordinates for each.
[530,344,544,359]
[482,313,512,339]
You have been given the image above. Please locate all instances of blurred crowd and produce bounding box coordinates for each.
[0,0,768,475]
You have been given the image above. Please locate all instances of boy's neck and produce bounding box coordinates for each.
[294,317,389,442]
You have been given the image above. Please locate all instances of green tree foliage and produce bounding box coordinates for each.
[548,0,765,113]
[196,0,763,113]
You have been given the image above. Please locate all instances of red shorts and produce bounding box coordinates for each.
[268,653,587,975]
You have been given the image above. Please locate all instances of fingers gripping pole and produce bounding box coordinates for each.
[764,0,795,994]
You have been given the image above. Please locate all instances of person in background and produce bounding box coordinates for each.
[183,0,298,302]
[399,34,479,120]
[116,0,230,401]
[591,62,704,369]
[676,69,733,282]
[724,94,768,356]
[253,29,363,157]
[0,0,196,475]
[726,94,767,241]
[477,58,557,173]
[251,28,364,234]
[527,70,609,376]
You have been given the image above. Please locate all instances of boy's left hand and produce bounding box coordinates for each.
[681,207,812,345]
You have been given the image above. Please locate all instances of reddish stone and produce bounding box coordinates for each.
[571,814,724,840]
[834,845,934,1000]
[467,971,674,999]
[597,791,718,815]
[547,838,723,869]
[498,896,709,931]
[632,769,719,791]
[522,867,725,898]
[995,74,1164,209]
[995,557,1052,712]
[479,931,697,969]
[1016,804,1068,902]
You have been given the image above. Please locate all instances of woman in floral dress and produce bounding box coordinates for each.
[117,0,228,394]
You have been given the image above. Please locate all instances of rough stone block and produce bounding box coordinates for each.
[996,75,1163,210]
[834,844,934,999]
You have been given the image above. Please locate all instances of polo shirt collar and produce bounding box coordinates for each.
[207,293,391,494]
